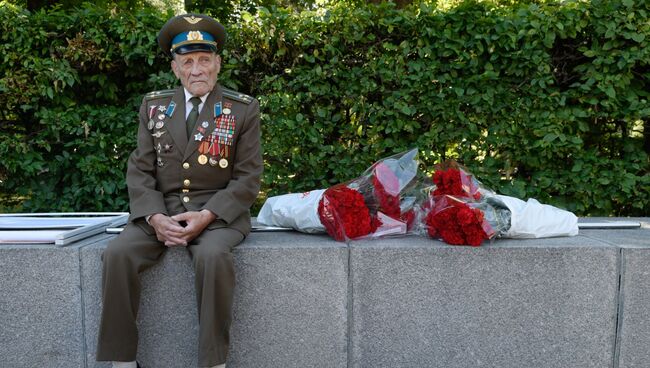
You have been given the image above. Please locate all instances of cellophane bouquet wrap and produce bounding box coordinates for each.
[416,161,510,246]
[258,150,578,243]
[416,160,578,246]
[317,149,419,242]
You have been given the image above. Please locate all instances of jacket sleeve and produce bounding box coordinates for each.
[201,98,263,223]
[126,98,169,221]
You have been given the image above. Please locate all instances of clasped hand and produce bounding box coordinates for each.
[149,210,216,247]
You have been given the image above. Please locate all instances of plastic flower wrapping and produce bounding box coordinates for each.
[257,148,578,244]
[317,148,419,242]
[416,161,511,246]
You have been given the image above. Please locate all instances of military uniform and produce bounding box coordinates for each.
[97,13,262,368]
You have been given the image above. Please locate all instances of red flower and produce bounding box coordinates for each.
[373,176,401,220]
[401,209,416,231]
[432,166,481,200]
[318,185,374,241]
[424,196,491,246]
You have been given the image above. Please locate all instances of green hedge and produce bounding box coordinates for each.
[1,0,649,216]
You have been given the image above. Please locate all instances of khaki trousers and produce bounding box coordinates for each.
[96,221,244,367]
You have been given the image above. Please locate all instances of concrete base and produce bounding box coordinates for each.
[81,237,199,368]
[617,247,650,368]
[1,219,649,368]
[350,235,620,368]
[0,236,107,368]
[79,232,348,368]
[229,233,348,368]
[581,225,650,368]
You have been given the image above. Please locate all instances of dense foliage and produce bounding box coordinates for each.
[1,0,648,216]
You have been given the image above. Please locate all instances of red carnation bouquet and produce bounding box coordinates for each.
[418,161,509,246]
[260,152,577,243]
[317,149,419,242]
[317,185,376,241]
[421,195,501,246]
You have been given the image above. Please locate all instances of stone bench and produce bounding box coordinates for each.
[0,219,648,368]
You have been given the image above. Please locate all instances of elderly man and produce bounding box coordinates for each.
[96,13,262,368]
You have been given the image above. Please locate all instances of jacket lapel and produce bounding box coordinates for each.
[183,85,223,161]
[166,87,188,154]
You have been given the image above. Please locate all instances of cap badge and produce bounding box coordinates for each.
[184,16,203,24]
[187,31,204,41]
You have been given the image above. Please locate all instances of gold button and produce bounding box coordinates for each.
[182,196,190,203]
[183,179,191,187]
[183,162,190,169]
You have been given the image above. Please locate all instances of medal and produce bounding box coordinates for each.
[215,115,236,146]
[219,158,228,168]
[198,140,210,154]
[223,108,231,115]
[147,119,155,130]
[198,154,208,165]
[152,131,166,138]
[164,144,173,152]
[194,132,204,141]
[157,157,164,167]
[165,101,176,117]
[155,121,165,129]
[208,132,219,156]
[157,113,165,120]
[201,121,209,128]
[209,157,218,166]
[214,102,222,117]
[158,105,166,112]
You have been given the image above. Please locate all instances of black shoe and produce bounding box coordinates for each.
[137,363,142,368]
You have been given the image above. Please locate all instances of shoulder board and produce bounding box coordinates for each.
[144,89,176,101]
[222,88,254,105]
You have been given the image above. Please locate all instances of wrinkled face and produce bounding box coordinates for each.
[171,51,221,97]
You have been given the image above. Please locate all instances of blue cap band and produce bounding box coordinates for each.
[170,30,218,53]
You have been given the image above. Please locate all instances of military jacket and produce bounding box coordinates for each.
[126,84,263,236]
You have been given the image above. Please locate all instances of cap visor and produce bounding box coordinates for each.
[174,44,218,55]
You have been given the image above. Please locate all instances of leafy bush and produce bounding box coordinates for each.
[1,0,648,216]
[240,0,650,216]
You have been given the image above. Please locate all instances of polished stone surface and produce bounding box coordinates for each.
[229,232,348,368]
[349,235,619,368]
[81,232,348,368]
[81,237,198,368]
[3,218,649,368]
[0,243,87,368]
[616,246,650,368]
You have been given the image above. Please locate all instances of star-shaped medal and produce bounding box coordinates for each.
[194,132,204,141]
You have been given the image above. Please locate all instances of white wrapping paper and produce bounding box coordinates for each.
[495,195,579,238]
[257,190,326,233]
